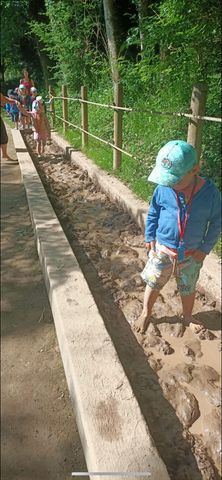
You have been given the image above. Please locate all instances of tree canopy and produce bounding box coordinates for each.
[1,0,221,187]
[2,0,220,90]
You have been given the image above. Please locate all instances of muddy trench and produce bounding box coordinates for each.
[22,132,221,480]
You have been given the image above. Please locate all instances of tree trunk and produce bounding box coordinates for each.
[137,0,157,52]
[102,0,120,85]
[35,39,50,90]
[137,0,149,52]
[0,56,5,82]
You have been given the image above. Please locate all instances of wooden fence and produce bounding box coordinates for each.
[48,83,221,170]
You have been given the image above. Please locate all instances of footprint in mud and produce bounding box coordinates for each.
[160,380,200,428]
[202,407,221,475]
[147,353,163,372]
[141,331,174,355]
[158,321,185,338]
[121,299,143,324]
[182,338,203,361]
[190,366,221,408]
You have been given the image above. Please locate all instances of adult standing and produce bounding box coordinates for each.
[0,93,18,161]
[20,69,34,95]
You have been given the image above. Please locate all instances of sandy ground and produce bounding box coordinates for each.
[22,131,221,480]
[1,127,87,480]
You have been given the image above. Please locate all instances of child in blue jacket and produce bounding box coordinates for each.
[135,140,221,334]
[7,89,19,129]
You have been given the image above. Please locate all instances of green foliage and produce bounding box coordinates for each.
[1,0,48,83]
[30,0,107,89]
[1,0,29,73]
[119,0,221,189]
[2,0,221,257]
[214,234,222,257]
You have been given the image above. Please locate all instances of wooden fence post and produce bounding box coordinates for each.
[187,83,208,162]
[113,83,123,170]
[81,86,88,147]
[48,85,55,128]
[62,85,68,133]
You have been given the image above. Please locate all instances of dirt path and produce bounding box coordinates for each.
[23,132,221,480]
[1,128,87,480]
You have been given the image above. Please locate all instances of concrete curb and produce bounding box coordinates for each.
[12,132,170,479]
[51,132,221,309]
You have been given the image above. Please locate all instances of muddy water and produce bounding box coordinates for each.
[23,132,221,480]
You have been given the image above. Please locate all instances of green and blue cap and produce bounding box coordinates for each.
[148,140,197,186]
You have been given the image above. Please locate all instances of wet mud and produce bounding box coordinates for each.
[22,132,221,480]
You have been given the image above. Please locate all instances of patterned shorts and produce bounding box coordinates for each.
[33,131,47,142]
[141,249,203,296]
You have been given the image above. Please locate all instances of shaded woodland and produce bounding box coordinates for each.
[1,0,221,187]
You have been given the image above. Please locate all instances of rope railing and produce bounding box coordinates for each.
[53,113,134,158]
[51,96,80,102]
[48,83,218,169]
[50,95,222,123]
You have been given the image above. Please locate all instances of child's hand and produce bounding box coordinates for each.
[192,250,206,262]
[145,241,156,251]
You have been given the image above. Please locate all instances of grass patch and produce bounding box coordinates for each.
[214,235,221,258]
[84,140,113,172]
[84,138,155,201]
[2,111,14,128]
[56,124,81,150]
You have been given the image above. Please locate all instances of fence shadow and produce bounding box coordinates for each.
[155,312,221,332]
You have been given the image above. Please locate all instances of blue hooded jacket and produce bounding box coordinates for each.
[145,179,221,254]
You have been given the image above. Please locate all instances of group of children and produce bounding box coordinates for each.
[5,85,38,130]
[4,70,51,156]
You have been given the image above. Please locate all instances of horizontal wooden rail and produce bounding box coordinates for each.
[50,95,222,123]
[52,113,134,158]
[49,95,80,102]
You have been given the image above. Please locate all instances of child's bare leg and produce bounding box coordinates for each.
[42,140,46,154]
[1,143,13,160]
[181,292,203,331]
[21,116,25,129]
[1,143,8,158]
[36,141,41,156]
[181,292,195,322]
[134,285,159,333]
[25,115,29,128]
